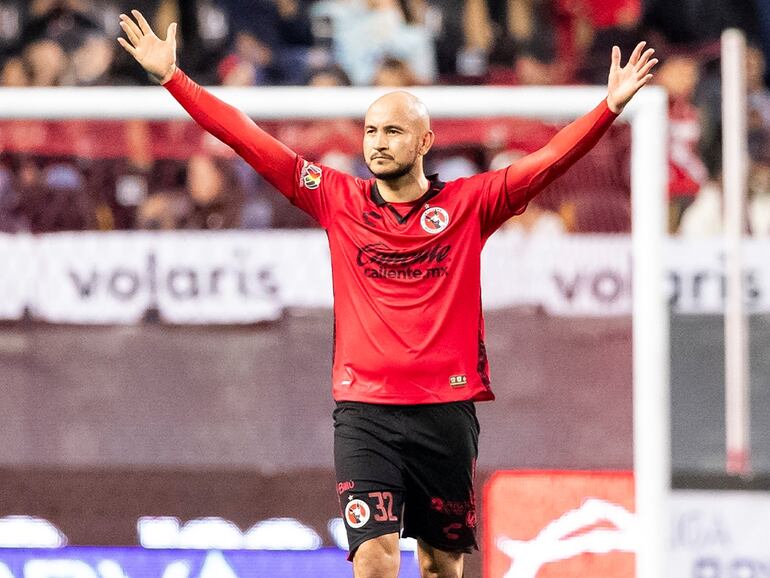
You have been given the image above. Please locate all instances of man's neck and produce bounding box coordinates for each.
[375,171,430,203]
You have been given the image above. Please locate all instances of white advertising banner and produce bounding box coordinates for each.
[0,233,34,320]
[30,232,285,324]
[482,234,770,315]
[33,233,155,324]
[671,490,770,577]
[666,237,769,314]
[1,231,770,323]
[481,233,633,315]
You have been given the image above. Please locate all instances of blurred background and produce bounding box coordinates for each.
[1,0,770,577]
[0,0,768,236]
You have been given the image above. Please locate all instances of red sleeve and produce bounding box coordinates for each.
[478,98,618,236]
[162,68,331,227]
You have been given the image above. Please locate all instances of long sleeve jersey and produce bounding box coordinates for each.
[164,69,617,404]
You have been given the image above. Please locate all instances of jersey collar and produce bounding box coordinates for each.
[370,174,446,225]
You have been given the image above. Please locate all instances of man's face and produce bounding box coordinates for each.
[363,94,430,180]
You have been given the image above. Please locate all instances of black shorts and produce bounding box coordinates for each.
[333,400,480,559]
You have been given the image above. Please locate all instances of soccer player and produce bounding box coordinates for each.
[118,11,657,578]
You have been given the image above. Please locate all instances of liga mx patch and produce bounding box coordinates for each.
[300,161,322,189]
[420,206,449,234]
[344,499,371,528]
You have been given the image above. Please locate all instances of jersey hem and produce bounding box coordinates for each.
[332,389,495,405]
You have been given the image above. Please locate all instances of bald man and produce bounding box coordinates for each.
[119,10,657,578]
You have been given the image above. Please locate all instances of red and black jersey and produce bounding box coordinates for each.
[164,69,617,405]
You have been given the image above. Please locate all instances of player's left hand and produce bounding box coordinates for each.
[606,41,658,114]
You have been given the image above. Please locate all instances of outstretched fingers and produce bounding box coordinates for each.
[634,47,658,87]
[120,13,144,41]
[628,41,646,66]
[119,17,140,46]
[638,56,658,78]
[636,48,655,70]
[131,9,153,35]
[116,36,137,57]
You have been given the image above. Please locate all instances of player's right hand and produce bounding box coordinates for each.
[118,9,177,84]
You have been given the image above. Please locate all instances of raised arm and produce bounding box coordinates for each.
[117,10,297,196]
[497,42,658,216]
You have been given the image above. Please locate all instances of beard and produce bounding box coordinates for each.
[365,157,415,181]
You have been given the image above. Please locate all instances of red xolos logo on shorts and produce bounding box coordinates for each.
[344,499,371,529]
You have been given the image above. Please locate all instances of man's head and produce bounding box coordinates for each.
[363,91,434,181]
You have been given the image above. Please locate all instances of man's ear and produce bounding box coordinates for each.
[420,130,435,156]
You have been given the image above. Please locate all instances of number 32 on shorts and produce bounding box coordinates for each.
[345,491,399,529]
[369,491,398,522]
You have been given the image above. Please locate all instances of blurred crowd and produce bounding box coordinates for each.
[0,0,769,234]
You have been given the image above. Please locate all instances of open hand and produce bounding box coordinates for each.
[606,41,658,114]
[117,10,177,84]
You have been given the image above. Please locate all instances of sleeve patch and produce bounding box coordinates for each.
[300,160,322,190]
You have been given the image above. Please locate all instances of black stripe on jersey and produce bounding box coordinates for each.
[476,303,491,387]
[370,174,446,225]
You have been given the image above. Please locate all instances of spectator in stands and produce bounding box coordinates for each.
[219,30,282,85]
[216,53,259,86]
[185,153,244,230]
[678,175,721,237]
[23,38,70,86]
[372,57,421,86]
[747,44,770,132]
[307,64,351,86]
[136,190,192,230]
[16,158,95,232]
[0,1,24,58]
[0,164,30,233]
[425,0,474,77]
[681,115,770,237]
[485,0,587,84]
[71,33,119,85]
[656,54,709,233]
[579,0,647,85]
[513,48,560,85]
[680,174,770,238]
[755,0,770,85]
[494,0,557,62]
[449,0,493,79]
[0,56,30,86]
[313,0,437,85]
[749,158,770,236]
[218,0,315,85]
[22,0,103,52]
[643,0,757,45]
[0,0,162,87]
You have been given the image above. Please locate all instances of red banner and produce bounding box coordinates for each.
[483,470,635,578]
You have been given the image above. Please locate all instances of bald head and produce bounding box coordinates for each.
[366,91,431,133]
[363,91,434,182]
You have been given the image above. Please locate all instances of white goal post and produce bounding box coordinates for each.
[0,84,670,577]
